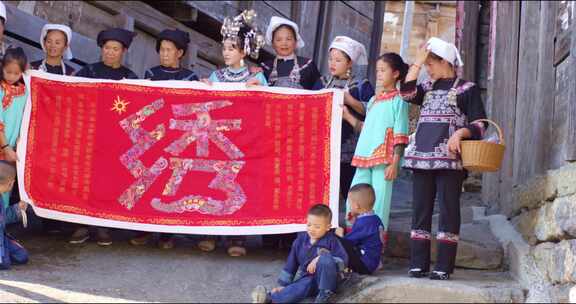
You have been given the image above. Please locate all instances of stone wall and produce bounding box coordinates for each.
[509,162,576,302]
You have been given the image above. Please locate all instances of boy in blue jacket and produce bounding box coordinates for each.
[335,183,384,274]
[252,204,348,303]
[0,161,28,270]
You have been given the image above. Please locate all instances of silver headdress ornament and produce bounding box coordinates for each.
[221,9,265,59]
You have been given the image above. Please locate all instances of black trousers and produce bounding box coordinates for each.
[409,169,465,274]
[338,236,371,275]
[340,162,356,200]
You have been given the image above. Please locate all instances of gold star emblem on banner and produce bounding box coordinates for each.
[111,96,130,114]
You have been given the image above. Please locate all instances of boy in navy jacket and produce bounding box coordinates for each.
[252,204,348,303]
[0,161,28,270]
[336,183,384,274]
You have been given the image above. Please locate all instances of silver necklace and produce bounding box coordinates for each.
[39,59,66,75]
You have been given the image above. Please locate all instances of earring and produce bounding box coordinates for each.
[346,68,352,79]
[240,59,245,67]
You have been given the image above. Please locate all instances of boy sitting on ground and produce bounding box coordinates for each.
[0,161,29,270]
[252,204,348,303]
[335,183,384,274]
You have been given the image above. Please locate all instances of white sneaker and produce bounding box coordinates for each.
[251,285,269,303]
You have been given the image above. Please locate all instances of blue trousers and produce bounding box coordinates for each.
[0,235,29,270]
[271,253,339,303]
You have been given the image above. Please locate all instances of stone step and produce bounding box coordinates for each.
[386,210,503,270]
[336,259,525,303]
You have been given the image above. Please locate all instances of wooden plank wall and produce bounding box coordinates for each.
[482,1,521,214]
[456,1,479,82]
[510,1,554,185]
[566,6,576,161]
[480,1,574,215]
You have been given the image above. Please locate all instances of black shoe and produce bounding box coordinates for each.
[429,271,450,280]
[408,268,429,278]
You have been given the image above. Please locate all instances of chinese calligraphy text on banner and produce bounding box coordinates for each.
[19,71,342,235]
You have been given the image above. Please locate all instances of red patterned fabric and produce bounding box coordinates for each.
[21,74,339,234]
[1,80,26,110]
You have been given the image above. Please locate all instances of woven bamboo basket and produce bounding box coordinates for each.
[461,119,505,172]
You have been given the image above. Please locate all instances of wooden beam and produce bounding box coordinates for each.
[312,0,330,66]
[4,3,100,65]
[456,1,480,81]
[368,1,385,84]
[512,1,542,188]
[399,1,414,59]
[90,0,223,65]
[535,2,557,168]
[482,1,521,214]
[566,2,576,161]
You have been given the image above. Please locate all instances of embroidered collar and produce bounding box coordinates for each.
[357,210,375,218]
[39,59,67,75]
[376,90,398,100]
[1,81,25,111]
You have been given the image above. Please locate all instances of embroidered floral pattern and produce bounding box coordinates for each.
[404,88,467,170]
[352,128,408,168]
[118,99,168,210]
[410,229,431,241]
[165,100,244,159]
[1,81,26,110]
[437,231,459,244]
[151,158,246,215]
[117,98,247,215]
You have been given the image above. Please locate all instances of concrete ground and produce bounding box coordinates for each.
[1,171,490,303]
[1,233,287,303]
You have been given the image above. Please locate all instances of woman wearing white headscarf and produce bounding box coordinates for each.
[399,37,487,280]
[260,16,320,89]
[31,24,75,75]
[312,36,374,203]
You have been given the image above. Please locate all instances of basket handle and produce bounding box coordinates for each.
[471,119,505,145]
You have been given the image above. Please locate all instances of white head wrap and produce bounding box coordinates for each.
[265,16,305,49]
[329,36,368,65]
[425,37,463,67]
[40,24,74,60]
[0,2,6,23]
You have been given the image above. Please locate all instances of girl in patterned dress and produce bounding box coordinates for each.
[343,53,410,248]
[0,48,28,208]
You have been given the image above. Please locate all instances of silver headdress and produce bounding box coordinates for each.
[221,9,265,59]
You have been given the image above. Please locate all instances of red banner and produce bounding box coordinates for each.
[19,71,342,235]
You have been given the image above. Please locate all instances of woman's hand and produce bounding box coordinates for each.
[4,146,18,162]
[246,78,261,87]
[415,44,430,66]
[200,78,213,86]
[447,129,470,154]
[385,163,399,180]
[271,287,284,294]
[18,201,28,212]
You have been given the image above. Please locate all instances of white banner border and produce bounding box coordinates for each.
[18,70,343,235]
